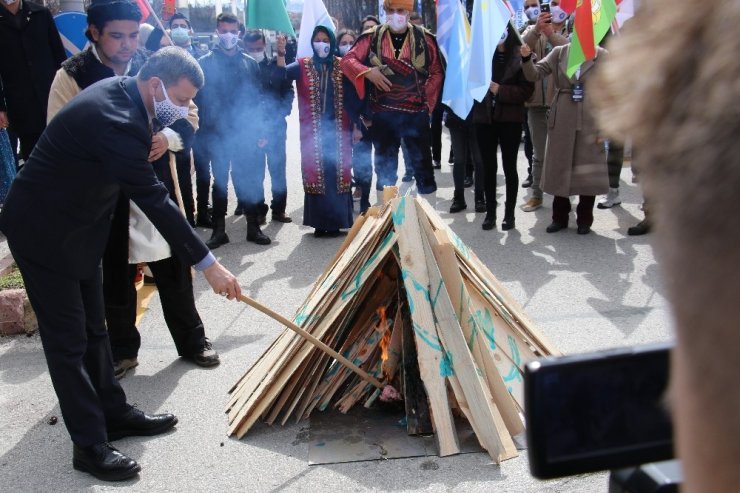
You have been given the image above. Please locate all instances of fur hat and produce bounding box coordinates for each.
[383,0,414,11]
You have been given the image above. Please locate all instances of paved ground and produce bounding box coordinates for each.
[0,110,672,492]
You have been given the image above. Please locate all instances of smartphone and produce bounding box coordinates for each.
[540,1,551,22]
[524,342,674,479]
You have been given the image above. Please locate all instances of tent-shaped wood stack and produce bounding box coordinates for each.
[226,191,560,464]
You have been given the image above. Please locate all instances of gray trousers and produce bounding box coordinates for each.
[528,106,548,200]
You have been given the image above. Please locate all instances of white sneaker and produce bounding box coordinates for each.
[597,188,622,209]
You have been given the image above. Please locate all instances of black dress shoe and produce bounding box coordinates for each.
[482,214,496,230]
[107,407,178,441]
[463,177,474,188]
[272,212,293,223]
[449,198,467,213]
[577,225,591,235]
[627,219,651,236]
[474,200,487,213]
[73,442,140,481]
[521,174,533,188]
[546,222,567,233]
[502,216,515,231]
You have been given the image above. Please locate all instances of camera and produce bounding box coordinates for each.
[524,342,676,484]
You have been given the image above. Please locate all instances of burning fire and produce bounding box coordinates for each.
[378,307,391,364]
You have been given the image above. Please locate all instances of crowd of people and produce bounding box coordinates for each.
[0,0,658,482]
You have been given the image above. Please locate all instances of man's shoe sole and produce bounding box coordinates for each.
[107,416,178,441]
[73,460,141,481]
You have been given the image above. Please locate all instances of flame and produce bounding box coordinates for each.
[378,307,391,363]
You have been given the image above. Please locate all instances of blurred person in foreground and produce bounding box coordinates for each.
[0,48,240,482]
[595,4,740,491]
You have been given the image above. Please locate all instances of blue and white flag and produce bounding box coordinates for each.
[467,0,512,102]
[438,0,474,118]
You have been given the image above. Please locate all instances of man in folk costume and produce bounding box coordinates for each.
[340,0,444,203]
[47,0,220,378]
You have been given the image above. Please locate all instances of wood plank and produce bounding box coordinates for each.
[392,196,460,456]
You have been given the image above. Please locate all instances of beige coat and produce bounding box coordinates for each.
[521,25,568,107]
[522,45,608,197]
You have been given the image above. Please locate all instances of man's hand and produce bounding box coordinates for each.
[520,44,532,58]
[489,82,500,95]
[536,12,554,36]
[276,34,287,55]
[203,261,241,300]
[149,132,168,162]
[0,111,9,129]
[365,67,392,92]
[257,138,268,148]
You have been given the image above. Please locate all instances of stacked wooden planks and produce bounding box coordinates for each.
[227,192,559,464]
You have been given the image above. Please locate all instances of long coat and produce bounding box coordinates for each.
[522,45,608,197]
[0,1,66,136]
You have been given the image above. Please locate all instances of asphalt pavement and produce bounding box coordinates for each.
[0,108,672,492]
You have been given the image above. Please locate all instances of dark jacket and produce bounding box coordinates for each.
[0,77,209,279]
[472,49,534,125]
[0,1,66,135]
[256,56,294,120]
[195,47,265,138]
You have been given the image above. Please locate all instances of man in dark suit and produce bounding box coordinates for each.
[0,0,66,163]
[0,47,241,482]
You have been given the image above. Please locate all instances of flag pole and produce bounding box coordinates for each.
[143,0,174,46]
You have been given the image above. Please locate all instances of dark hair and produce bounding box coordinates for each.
[409,13,422,22]
[243,29,265,44]
[138,46,204,89]
[336,29,356,45]
[85,0,142,41]
[360,15,380,30]
[145,27,166,51]
[169,12,191,29]
[216,12,239,27]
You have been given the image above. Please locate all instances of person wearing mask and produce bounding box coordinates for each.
[0,47,242,482]
[243,29,294,224]
[341,0,443,205]
[283,25,354,237]
[47,0,220,379]
[195,12,270,247]
[169,12,206,59]
[520,40,608,235]
[519,0,569,213]
[473,27,533,231]
[0,0,66,165]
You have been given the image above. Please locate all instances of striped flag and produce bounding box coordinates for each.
[467,0,512,102]
[566,0,618,77]
[437,0,474,118]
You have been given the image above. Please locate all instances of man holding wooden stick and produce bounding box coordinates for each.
[0,48,241,482]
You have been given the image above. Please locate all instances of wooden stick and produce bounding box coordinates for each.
[237,294,384,390]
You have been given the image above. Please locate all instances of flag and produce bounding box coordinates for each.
[566,0,618,77]
[297,0,336,58]
[438,0,474,118]
[136,0,150,21]
[246,0,296,36]
[559,0,577,14]
[467,0,512,102]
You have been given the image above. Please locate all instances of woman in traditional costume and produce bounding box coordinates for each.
[286,25,354,237]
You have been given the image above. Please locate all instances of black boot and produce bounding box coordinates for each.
[627,218,651,236]
[449,191,467,213]
[247,217,271,245]
[196,207,213,229]
[482,214,496,230]
[206,217,229,249]
[502,209,515,231]
[521,173,533,188]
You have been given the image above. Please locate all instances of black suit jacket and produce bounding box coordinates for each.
[0,77,210,279]
[0,1,66,135]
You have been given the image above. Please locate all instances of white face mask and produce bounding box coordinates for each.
[524,5,540,21]
[550,5,568,24]
[338,45,351,56]
[387,13,407,32]
[170,27,190,45]
[313,41,331,58]
[154,81,189,127]
[249,51,265,63]
[499,29,508,45]
[217,32,239,50]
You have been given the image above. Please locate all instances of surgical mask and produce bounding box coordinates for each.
[524,5,540,21]
[387,13,407,32]
[218,32,239,50]
[313,41,331,58]
[249,51,265,63]
[154,81,188,127]
[338,45,351,56]
[170,27,190,45]
[550,5,568,24]
[499,29,508,44]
